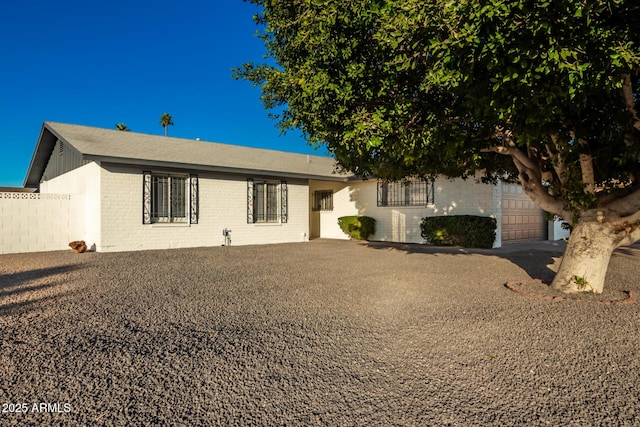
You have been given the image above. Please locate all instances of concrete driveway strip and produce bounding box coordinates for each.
[0,239,639,426]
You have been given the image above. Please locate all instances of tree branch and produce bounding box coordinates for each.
[622,73,640,132]
[481,128,575,218]
[482,141,570,217]
[579,154,595,194]
[615,226,640,248]
[608,186,640,216]
[482,145,538,172]
[576,138,595,194]
[546,133,568,185]
[597,181,639,206]
[611,209,640,228]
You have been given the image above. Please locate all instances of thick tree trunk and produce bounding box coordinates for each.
[551,222,618,294]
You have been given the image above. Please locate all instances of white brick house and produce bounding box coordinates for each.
[6,122,564,254]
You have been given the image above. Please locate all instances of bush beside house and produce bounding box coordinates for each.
[420,215,497,248]
[338,216,376,241]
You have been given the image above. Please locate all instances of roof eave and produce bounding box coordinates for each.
[88,155,354,182]
[23,123,59,188]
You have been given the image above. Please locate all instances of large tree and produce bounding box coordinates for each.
[236,0,640,294]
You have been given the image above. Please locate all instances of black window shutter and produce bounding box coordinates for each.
[247,178,254,223]
[190,174,199,224]
[280,180,288,223]
[143,171,152,224]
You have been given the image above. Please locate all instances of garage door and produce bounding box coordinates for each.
[501,184,546,243]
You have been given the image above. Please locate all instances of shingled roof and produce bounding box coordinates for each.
[24,122,352,187]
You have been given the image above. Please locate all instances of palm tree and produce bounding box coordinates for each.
[159,113,174,136]
[115,123,130,131]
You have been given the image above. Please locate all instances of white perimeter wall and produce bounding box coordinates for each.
[0,192,85,254]
[98,165,310,252]
[310,177,501,246]
[40,162,102,251]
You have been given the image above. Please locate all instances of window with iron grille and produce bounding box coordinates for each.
[150,175,188,223]
[377,178,433,207]
[247,179,288,223]
[312,190,333,211]
[143,172,198,225]
[254,180,279,223]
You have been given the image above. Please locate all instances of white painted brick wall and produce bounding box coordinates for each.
[98,165,310,252]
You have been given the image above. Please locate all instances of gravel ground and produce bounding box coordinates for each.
[0,239,639,426]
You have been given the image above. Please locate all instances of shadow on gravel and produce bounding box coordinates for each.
[0,281,64,299]
[363,240,563,283]
[614,245,640,259]
[0,265,81,317]
[0,265,79,290]
[0,290,78,318]
[494,249,562,283]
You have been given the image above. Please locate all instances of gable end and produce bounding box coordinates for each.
[42,138,88,182]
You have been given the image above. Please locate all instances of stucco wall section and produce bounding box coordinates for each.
[40,162,102,251]
[309,181,357,240]
[98,165,310,252]
[549,218,571,241]
[312,177,500,245]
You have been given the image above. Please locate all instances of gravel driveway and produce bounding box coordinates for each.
[1,239,639,426]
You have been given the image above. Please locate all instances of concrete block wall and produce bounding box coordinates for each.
[0,192,85,254]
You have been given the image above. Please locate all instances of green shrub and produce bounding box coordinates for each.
[420,215,497,248]
[338,216,376,241]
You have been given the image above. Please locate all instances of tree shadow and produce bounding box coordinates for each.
[0,281,64,299]
[0,290,79,318]
[612,245,640,259]
[493,248,563,283]
[0,265,79,290]
[362,240,564,283]
[0,265,81,317]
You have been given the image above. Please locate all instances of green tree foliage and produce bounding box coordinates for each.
[159,113,174,136]
[236,0,639,220]
[115,123,130,131]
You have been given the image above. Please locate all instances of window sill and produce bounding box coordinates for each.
[150,223,191,228]
[377,204,435,209]
[253,222,283,226]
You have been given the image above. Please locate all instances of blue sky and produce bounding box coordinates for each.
[0,1,324,187]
